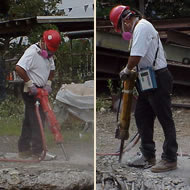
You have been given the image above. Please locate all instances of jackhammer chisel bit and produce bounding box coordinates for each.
[59,143,69,161]
[119,139,125,162]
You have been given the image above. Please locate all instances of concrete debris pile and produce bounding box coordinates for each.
[0,167,93,190]
[97,155,190,190]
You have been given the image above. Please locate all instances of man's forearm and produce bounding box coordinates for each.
[48,70,54,81]
[127,56,141,70]
[15,65,30,82]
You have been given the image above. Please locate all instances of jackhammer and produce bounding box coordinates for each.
[0,88,68,162]
[115,71,137,162]
[36,88,69,161]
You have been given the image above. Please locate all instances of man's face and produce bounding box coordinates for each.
[44,43,55,57]
[122,18,133,32]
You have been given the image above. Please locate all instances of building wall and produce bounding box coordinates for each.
[57,0,94,17]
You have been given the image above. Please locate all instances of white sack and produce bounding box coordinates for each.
[55,80,94,123]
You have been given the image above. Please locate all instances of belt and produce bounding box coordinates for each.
[35,85,43,88]
[155,67,168,74]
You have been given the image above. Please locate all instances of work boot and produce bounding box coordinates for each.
[127,152,156,168]
[32,152,57,161]
[18,150,32,159]
[32,153,42,160]
[151,160,177,173]
[44,152,57,161]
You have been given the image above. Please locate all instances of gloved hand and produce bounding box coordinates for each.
[43,80,52,94]
[120,66,131,81]
[24,80,37,95]
[29,85,38,95]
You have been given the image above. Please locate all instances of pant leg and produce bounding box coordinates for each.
[135,92,156,159]
[31,104,46,155]
[18,92,45,155]
[148,70,178,162]
[18,94,32,152]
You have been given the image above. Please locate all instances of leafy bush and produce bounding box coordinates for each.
[0,95,24,118]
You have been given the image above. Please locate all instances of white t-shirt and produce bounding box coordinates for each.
[130,19,167,71]
[16,44,55,87]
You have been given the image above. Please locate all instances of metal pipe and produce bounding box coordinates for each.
[64,30,94,39]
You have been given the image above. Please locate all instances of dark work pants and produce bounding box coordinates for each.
[135,69,178,162]
[18,92,45,155]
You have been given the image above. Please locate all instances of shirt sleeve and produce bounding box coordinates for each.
[16,48,35,71]
[130,23,153,57]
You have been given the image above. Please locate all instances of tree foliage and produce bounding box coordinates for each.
[0,0,93,102]
[146,0,190,19]
[97,0,190,19]
[7,0,60,19]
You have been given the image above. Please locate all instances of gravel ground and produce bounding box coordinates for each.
[96,96,190,190]
[0,132,94,189]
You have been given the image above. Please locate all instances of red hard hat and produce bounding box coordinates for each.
[43,30,61,52]
[109,5,130,32]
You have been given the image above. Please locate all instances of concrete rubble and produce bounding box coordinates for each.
[96,102,190,190]
[0,167,93,190]
[97,155,190,190]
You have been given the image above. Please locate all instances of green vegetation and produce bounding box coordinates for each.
[0,0,94,90]
[0,0,94,139]
[0,117,22,136]
[0,98,91,147]
[96,96,112,111]
[97,0,190,19]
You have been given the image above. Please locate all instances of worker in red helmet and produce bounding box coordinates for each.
[110,5,178,172]
[15,29,61,160]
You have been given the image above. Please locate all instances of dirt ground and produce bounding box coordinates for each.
[96,96,190,189]
[0,131,94,189]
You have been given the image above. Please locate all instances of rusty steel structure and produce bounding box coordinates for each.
[96,17,190,93]
[97,17,190,34]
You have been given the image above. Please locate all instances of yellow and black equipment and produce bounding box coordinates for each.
[116,71,137,162]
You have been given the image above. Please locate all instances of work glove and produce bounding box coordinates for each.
[120,66,131,81]
[25,80,37,95]
[43,80,52,94]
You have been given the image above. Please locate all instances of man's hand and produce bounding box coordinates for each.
[29,85,38,95]
[43,80,52,94]
[25,80,37,95]
[120,66,131,80]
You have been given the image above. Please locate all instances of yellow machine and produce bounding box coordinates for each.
[117,71,137,162]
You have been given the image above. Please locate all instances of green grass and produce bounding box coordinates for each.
[45,122,93,147]
[0,95,93,147]
[0,117,22,136]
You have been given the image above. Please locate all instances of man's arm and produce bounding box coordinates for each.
[48,70,54,81]
[15,65,37,94]
[15,65,30,82]
[127,56,141,70]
